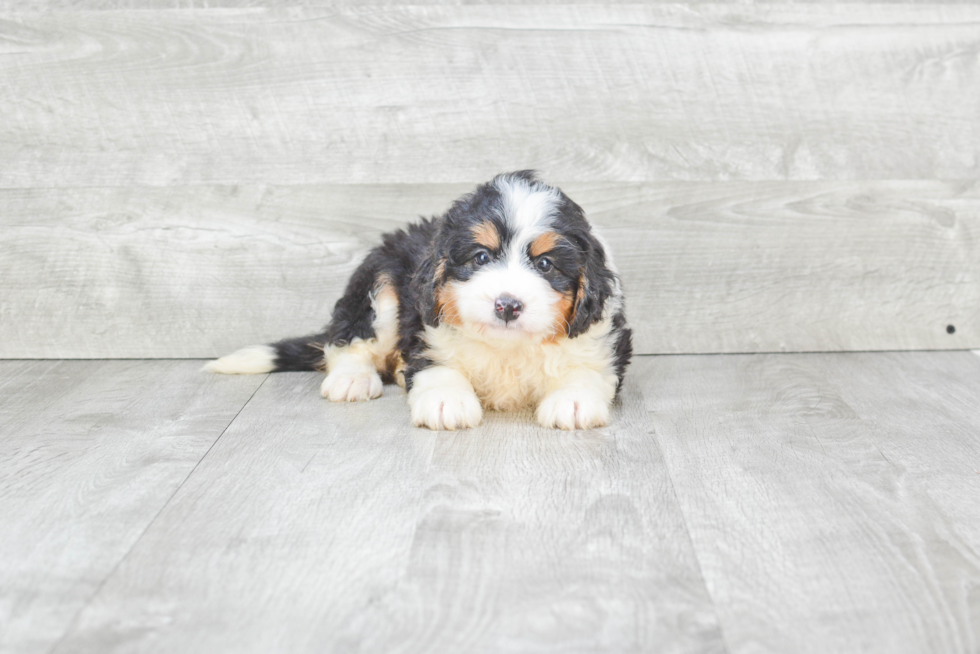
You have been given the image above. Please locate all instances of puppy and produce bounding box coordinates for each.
[206,171,632,430]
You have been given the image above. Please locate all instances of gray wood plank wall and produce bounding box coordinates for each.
[2,182,977,358]
[2,4,977,356]
[6,0,978,8]
[4,5,978,186]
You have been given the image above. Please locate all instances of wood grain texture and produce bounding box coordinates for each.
[45,373,443,654]
[51,373,725,654]
[6,0,977,10]
[5,354,979,652]
[1,180,977,358]
[1,4,978,186]
[0,360,263,654]
[639,352,980,653]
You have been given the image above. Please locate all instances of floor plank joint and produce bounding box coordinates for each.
[3,354,979,653]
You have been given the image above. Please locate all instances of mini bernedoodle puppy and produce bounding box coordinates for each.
[206,171,632,430]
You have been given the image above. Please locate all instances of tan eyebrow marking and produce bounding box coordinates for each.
[530,231,561,258]
[471,221,501,250]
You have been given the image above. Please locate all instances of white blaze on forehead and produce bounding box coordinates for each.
[494,175,561,233]
[493,175,562,262]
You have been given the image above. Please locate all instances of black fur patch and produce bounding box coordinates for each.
[271,335,327,372]
[610,310,634,391]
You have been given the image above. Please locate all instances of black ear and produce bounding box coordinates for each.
[567,233,616,338]
[415,254,438,327]
[414,249,451,328]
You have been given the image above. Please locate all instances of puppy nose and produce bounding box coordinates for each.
[494,294,523,323]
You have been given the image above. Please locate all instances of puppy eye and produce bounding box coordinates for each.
[536,257,553,273]
[474,251,491,266]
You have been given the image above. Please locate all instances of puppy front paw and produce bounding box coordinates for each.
[410,386,483,430]
[321,370,383,402]
[408,366,483,430]
[536,388,610,430]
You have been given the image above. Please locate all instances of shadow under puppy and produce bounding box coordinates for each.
[206,171,632,430]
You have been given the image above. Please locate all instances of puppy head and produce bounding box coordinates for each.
[427,171,616,341]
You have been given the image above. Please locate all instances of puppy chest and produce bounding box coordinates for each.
[456,347,560,410]
[421,339,558,410]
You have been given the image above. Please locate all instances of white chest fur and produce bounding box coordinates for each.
[421,318,619,411]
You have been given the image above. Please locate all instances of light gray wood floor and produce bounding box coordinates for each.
[2,352,979,653]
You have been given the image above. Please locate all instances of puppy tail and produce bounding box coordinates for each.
[202,334,327,374]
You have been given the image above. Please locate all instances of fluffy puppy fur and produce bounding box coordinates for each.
[205,171,632,430]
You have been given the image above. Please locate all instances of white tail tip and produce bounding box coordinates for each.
[203,345,276,374]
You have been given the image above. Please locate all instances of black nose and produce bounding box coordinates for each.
[494,294,523,323]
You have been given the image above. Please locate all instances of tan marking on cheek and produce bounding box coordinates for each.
[568,275,587,325]
[434,259,446,282]
[530,231,561,258]
[471,221,501,250]
[545,288,576,342]
[434,283,462,326]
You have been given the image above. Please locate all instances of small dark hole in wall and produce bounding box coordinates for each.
[947,324,956,334]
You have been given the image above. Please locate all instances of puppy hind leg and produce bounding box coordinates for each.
[321,341,384,402]
[320,273,401,402]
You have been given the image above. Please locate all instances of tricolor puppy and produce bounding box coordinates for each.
[206,171,632,430]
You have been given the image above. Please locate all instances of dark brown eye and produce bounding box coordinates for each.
[474,251,491,266]
[536,257,553,273]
